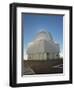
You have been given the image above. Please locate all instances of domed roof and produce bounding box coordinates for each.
[27,30,60,54]
[34,30,53,41]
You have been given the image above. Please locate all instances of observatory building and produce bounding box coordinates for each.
[27,30,60,60]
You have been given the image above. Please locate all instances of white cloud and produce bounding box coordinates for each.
[24,54,28,60]
[60,52,63,58]
[23,48,28,60]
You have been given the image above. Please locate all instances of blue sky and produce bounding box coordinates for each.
[22,13,63,58]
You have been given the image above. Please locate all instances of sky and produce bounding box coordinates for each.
[22,13,63,59]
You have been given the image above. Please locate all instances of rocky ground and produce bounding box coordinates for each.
[23,58,63,75]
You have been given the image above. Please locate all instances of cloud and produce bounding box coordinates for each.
[60,52,63,58]
[23,48,28,60]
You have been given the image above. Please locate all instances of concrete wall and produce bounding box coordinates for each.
[28,53,59,60]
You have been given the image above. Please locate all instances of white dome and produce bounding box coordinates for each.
[34,31,53,41]
[27,30,60,54]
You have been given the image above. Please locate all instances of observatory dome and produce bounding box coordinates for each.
[34,31,53,41]
[27,30,60,60]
